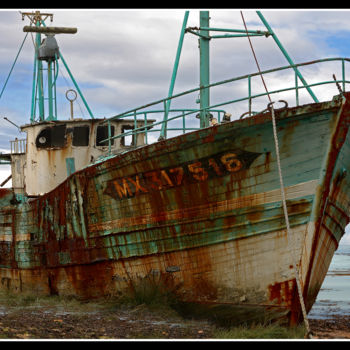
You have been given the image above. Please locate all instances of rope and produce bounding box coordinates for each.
[0,33,29,101]
[240,11,312,338]
[269,104,312,338]
[240,12,272,104]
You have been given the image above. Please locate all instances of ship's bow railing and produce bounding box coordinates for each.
[101,57,350,152]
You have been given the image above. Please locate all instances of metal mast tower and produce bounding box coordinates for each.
[21,11,94,123]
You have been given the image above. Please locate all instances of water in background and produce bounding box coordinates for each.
[308,244,350,319]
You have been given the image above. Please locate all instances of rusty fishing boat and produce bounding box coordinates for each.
[0,10,349,328]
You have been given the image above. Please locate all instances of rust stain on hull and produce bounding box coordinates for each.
[0,94,349,326]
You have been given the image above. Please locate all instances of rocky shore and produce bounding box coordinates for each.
[309,316,350,340]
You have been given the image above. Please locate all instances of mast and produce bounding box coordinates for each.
[21,11,94,123]
[142,10,321,142]
[21,11,54,122]
[199,11,210,128]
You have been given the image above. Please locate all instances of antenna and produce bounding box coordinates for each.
[3,117,21,131]
[21,11,54,24]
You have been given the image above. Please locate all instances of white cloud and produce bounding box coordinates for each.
[0,8,348,129]
[341,225,350,245]
[0,11,349,139]
[0,8,347,143]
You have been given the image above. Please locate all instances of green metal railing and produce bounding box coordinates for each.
[101,57,350,153]
[103,108,226,153]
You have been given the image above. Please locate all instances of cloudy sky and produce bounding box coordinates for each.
[0,7,350,244]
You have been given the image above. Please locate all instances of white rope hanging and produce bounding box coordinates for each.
[240,11,312,338]
[269,103,312,338]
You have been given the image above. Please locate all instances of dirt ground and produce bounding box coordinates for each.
[0,298,349,341]
[309,316,350,340]
[0,299,214,340]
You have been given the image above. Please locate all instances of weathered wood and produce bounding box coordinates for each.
[23,26,77,34]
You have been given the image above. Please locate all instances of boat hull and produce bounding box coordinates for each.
[1,93,350,326]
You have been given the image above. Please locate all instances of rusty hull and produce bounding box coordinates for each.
[0,93,350,326]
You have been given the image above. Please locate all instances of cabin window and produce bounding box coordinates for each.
[36,124,66,148]
[96,125,114,146]
[72,126,90,146]
[121,125,135,146]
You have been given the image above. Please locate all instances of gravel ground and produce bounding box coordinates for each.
[0,301,214,340]
[0,298,348,340]
[309,316,350,340]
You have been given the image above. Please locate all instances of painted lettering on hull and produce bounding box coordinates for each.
[104,149,261,200]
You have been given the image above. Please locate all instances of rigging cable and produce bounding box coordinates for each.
[240,11,312,338]
[0,33,29,101]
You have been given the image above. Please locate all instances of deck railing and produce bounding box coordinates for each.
[101,57,350,153]
[10,138,26,154]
